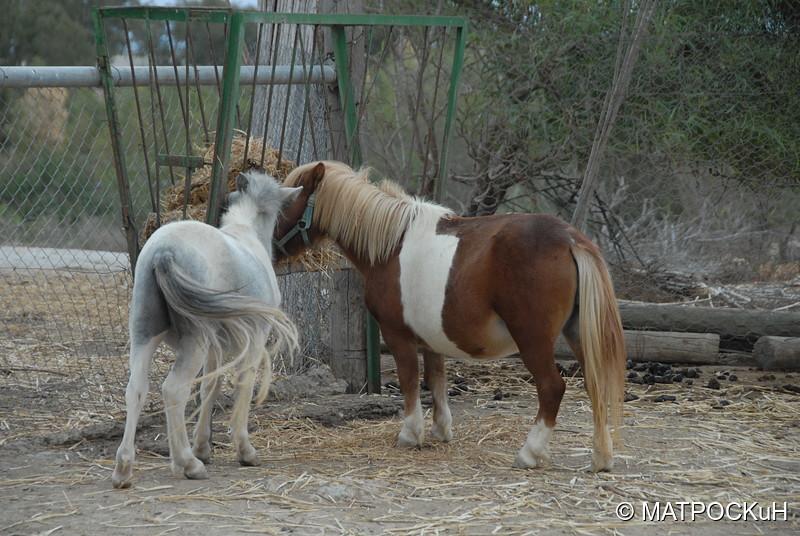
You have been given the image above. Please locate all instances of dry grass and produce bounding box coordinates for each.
[1,358,798,534]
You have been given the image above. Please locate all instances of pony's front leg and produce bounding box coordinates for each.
[163,339,208,480]
[386,334,424,448]
[112,333,165,488]
[192,346,222,464]
[422,349,452,443]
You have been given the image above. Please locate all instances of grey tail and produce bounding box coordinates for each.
[153,254,298,404]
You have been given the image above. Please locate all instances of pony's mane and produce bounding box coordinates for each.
[221,172,284,228]
[286,161,453,265]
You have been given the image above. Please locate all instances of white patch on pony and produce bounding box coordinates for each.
[512,420,554,469]
[398,207,470,359]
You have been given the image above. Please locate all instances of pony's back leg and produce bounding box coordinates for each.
[229,353,261,467]
[511,336,566,469]
[499,300,569,469]
[422,349,452,443]
[112,332,166,488]
[163,337,209,480]
[192,345,222,464]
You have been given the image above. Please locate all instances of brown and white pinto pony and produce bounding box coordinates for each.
[281,161,626,471]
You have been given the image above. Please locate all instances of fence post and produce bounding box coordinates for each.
[92,7,140,274]
[207,10,245,228]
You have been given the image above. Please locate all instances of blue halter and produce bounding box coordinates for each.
[272,194,315,257]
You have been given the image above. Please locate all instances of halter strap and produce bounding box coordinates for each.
[272,194,315,257]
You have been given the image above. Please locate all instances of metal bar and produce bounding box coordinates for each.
[97,6,231,23]
[97,7,468,28]
[92,7,139,275]
[331,25,361,165]
[242,22,266,166]
[435,22,468,203]
[0,65,336,89]
[158,154,207,169]
[206,11,245,228]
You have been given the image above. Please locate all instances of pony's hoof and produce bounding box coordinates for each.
[590,454,613,472]
[511,452,538,469]
[237,448,260,467]
[430,424,452,443]
[193,442,213,464]
[183,458,209,480]
[396,431,422,449]
[111,464,134,489]
[512,447,550,469]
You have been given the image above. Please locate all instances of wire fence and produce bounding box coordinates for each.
[1,16,799,443]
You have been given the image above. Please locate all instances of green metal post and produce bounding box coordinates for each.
[330,25,363,165]
[92,7,140,276]
[207,10,245,227]
[331,25,379,394]
[435,22,468,204]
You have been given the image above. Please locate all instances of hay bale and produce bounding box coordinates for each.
[140,135,296,244]
[164,135,296,211]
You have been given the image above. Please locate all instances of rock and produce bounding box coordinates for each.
[706,378,721,390]
[653,395,676,403]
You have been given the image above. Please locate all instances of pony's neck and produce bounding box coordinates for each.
[315,180,452,267]
[222,201,279,256]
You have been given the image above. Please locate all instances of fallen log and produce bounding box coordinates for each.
[618,303,800,351]
[753,336,800,371]
[555,330,720,364]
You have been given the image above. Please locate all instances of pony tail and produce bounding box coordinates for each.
[152,253,299,403]
[571,241,626,455]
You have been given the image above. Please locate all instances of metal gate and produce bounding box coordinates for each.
[92,6,467,392]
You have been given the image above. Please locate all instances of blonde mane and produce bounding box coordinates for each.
[285,161,453,265]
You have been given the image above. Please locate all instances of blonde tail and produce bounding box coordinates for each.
[572,241,626,470]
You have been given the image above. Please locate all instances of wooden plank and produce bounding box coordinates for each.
[328,267,368,393]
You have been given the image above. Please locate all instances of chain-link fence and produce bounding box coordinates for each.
[2,9,799,443]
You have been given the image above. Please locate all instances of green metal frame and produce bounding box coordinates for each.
[94,7,468,394]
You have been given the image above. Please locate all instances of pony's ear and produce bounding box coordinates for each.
[235,173,249,193]
[280,186,303,205]
[309,162,325,186]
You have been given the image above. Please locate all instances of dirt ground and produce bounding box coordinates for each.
[1,356,798,536]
